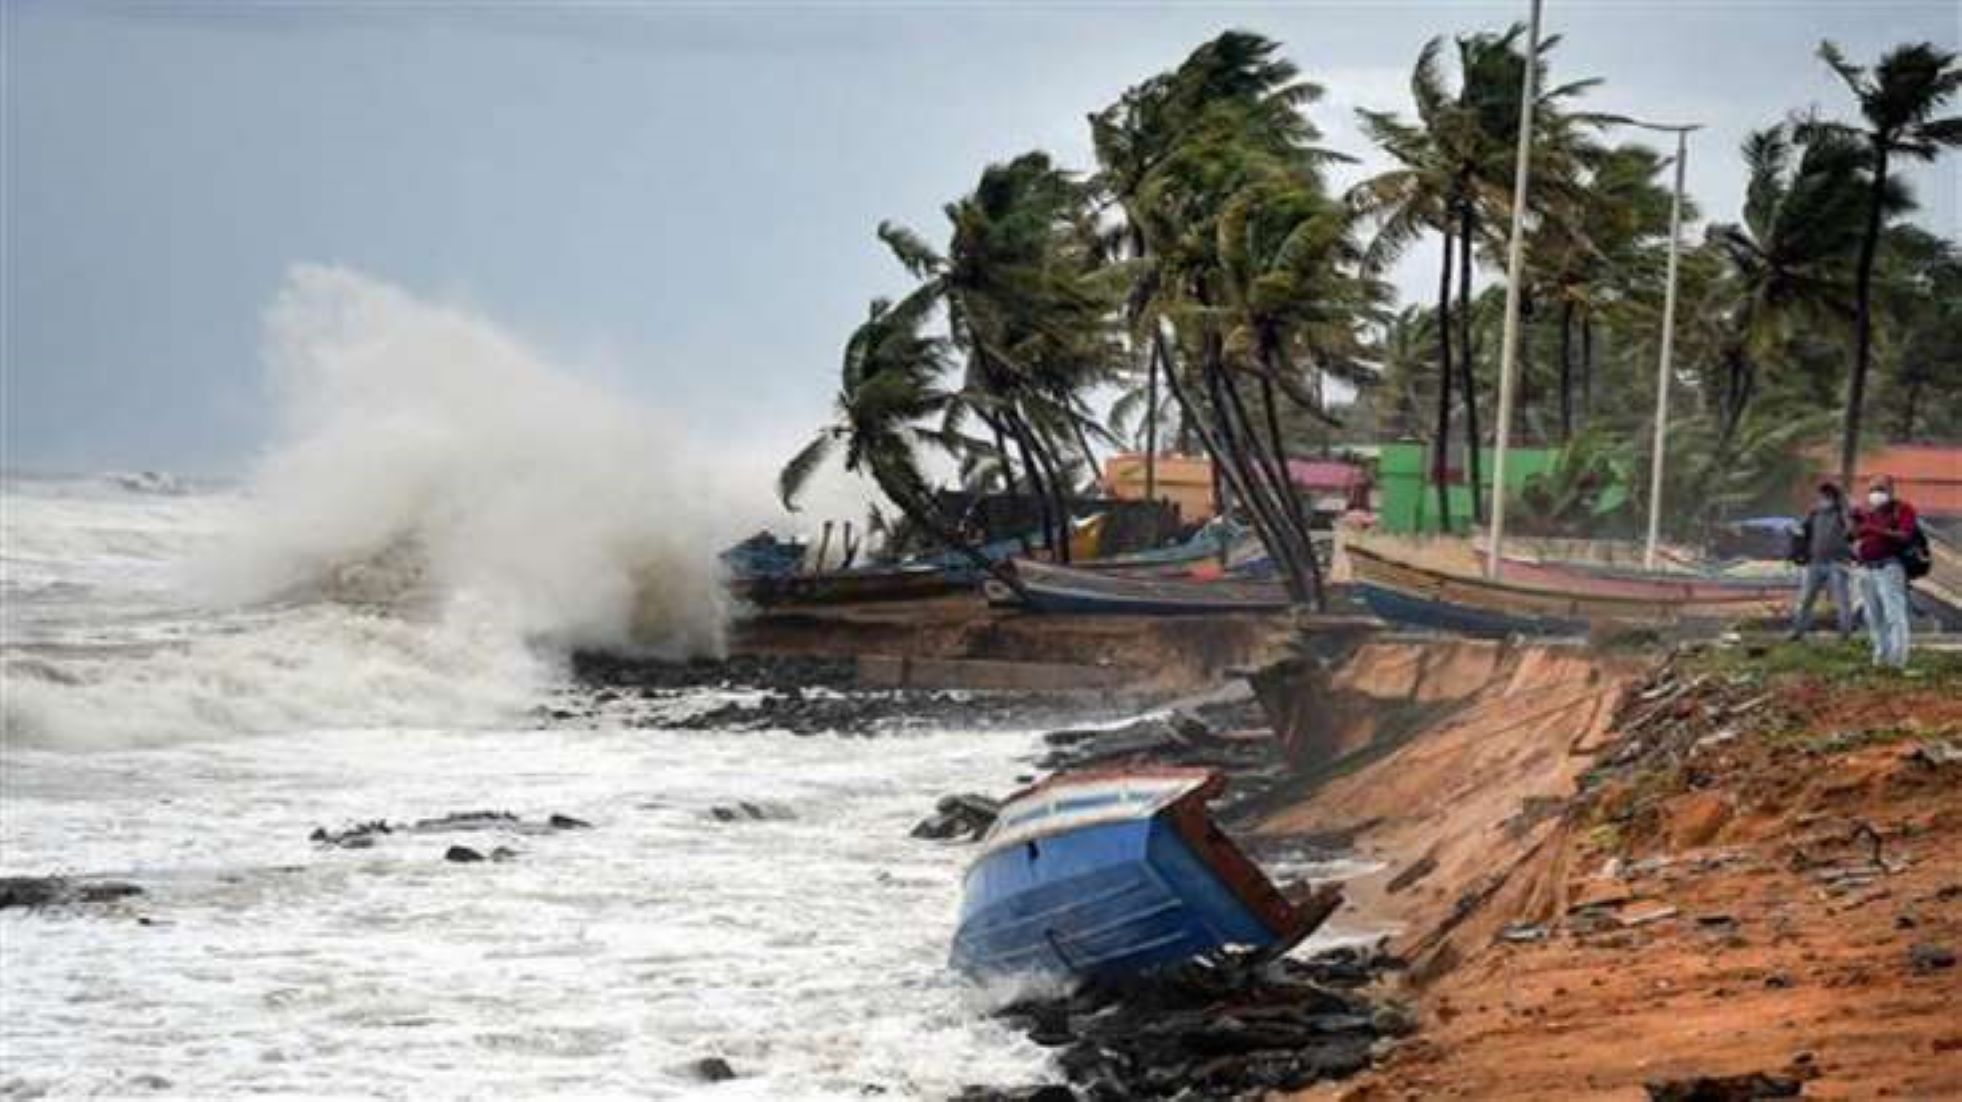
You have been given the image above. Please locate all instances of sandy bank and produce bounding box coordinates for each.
[1247,641,1962,1100]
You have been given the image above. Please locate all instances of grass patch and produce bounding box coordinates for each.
[1681,638,1962,689]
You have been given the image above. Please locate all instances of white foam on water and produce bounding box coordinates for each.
[3,265,756,751]
[0,722,1055,1098]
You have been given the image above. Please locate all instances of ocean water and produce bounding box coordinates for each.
[0,473,1056,1099]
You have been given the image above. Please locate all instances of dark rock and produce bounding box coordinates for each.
[0,876,144,910]
[1908,942,1955,974]
[974,949,1387,1099]
[444,846,484,863]
[910,793,1001,841]
[691,1056,736,1082]
[548,814,592,830]
[1644,1071,1803,1100]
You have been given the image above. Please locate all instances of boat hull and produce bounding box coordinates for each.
[1357,581,1580,637]
[952,815,1280,981]
[1349,545,1787,635]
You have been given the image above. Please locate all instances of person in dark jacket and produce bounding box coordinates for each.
[1850,475,1919,669]
[1787,482,1853,640]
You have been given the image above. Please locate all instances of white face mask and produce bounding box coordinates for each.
[1868,490,1890,508]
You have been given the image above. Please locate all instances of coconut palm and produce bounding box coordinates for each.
[1704,125,1871,443]
[1533,142,1674,439]
[1091,31,1354,606]
[1806,41,1962,487]
[1355,25,1601,526]
[878,151,1125,561]
[777,291,1017,589]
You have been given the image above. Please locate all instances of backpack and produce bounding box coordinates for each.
[1902,523,1932,580]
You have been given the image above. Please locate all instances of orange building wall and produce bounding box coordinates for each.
[1103,453,1215,523]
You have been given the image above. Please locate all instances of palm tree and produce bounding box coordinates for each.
[878,152,1124,561]
[1355,25,1600,527]
[778,291,1017,590]
[1705,125,1869,444]
[1533,142,1673,439]
[1090,30,1354,606]
[1807,41,1962,487]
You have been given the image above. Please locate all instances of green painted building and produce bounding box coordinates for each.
[1375,441,1563,535]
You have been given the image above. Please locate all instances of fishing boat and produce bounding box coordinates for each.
[997,559,1292,615]
[950,768,1339,982]
[1350,543,1789,637]
[1474,550,1797,602]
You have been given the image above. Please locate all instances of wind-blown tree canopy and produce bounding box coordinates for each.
[878,150,1126,561]
[1089,30,1373,607]
[1354,24,1604,526]
[787,27,1961,578]
[1703,125,1872,441]
[1804,40,1962,487]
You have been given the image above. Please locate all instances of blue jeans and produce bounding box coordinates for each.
[1856,561,1910,668]
[1791,561,1852,637]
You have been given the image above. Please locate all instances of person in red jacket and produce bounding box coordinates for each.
[1850,475,1918,668]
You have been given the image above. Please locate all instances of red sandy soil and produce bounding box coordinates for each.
[1279,648,1962,1101]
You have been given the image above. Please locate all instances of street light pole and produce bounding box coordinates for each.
[1483,0,1542,580]
[1634,122,1700,570]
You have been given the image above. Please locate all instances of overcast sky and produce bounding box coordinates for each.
[6,0,1957,477]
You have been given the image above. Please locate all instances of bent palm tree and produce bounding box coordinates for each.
[778,292,1020,591]
[1807,40,1962,487]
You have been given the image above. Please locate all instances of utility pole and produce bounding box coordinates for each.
[1483,0,1542,579]
[1627,121,1701,570]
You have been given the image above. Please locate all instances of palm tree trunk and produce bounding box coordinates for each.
[1195,315,1311,603]
[1028,428,1076,564]
[1155,330,1308,602]
[1457,202,1484,524]
[1434,230,1457,533]
[983,412,1035,557]
[1006,415,1057,561]
[1838,143,1888,491]
[1580,316,1594,427]
[1144,337,1161,501]
[1558,299,1575,441]
[1259,363,1326,608]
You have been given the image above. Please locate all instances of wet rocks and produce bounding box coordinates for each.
[1644,1071,1803,1100]
[691,1057,737,1082]
[444,845,485,863]
[978,953,1397,1099]
[707,801,796,823]
[0,875,144,910]
[1907,942,1955,974]
[311,810,595,850]
[570,650,858,693]
[911,794,1001,841]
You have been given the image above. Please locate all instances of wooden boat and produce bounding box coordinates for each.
[950,768,1339,982]
[999,559,1291,615]
[730,563,961,606]
[1475,551,1797,602]
[1350,544,1789,637]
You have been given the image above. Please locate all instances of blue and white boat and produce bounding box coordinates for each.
[950,769,1338,983]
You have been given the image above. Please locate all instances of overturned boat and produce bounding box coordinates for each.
[951,768,1339,983]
